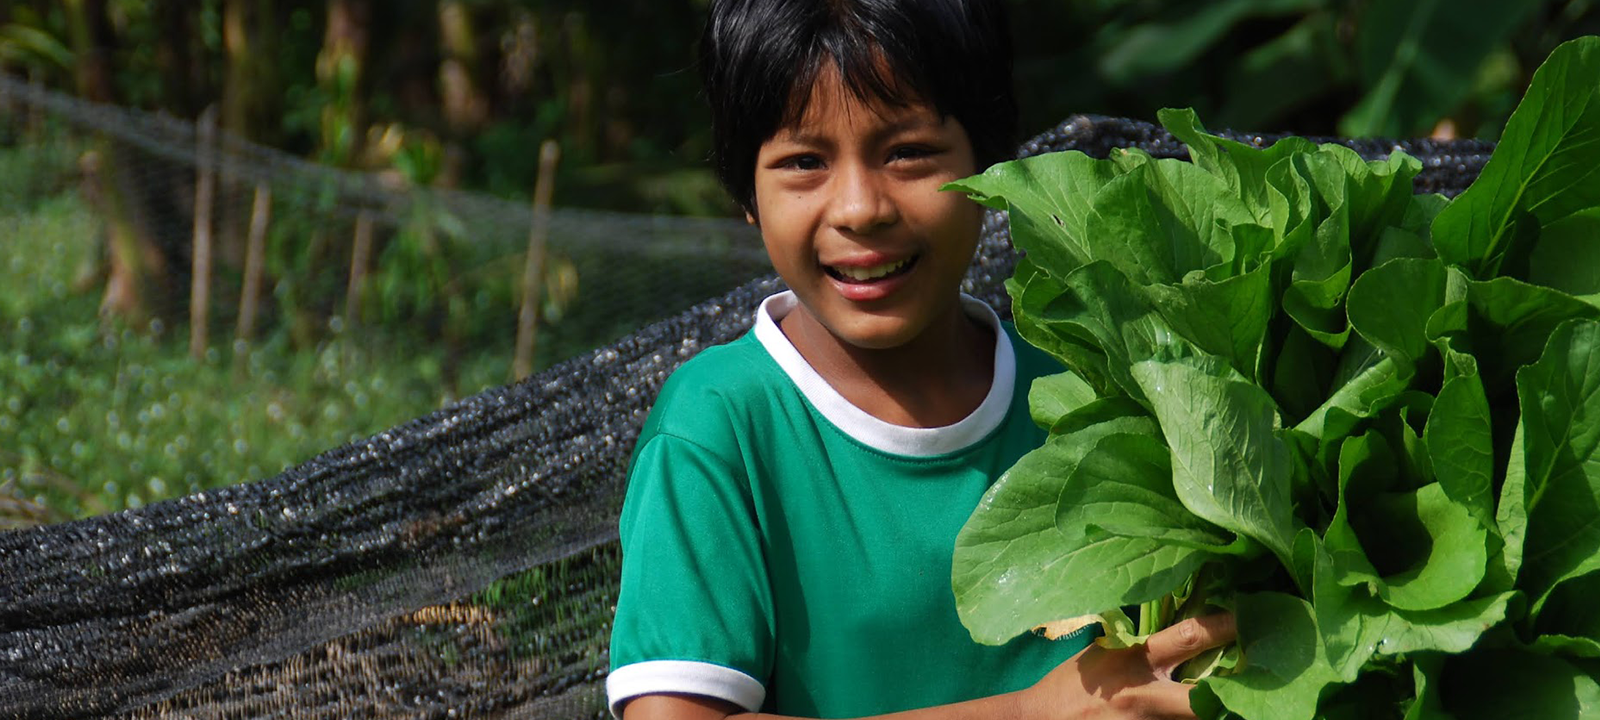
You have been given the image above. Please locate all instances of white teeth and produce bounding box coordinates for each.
[834,259,908,282]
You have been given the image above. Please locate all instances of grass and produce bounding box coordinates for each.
[0,137,516,526]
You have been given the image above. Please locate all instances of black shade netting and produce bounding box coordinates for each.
[0,117,1493,719]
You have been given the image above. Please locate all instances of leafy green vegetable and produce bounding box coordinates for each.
[1131,357,1298,566]
[1440,649,1600,719]
[952,411,1217,644]
[1431,38,1600,279]
[1205,592,1341,720]
[1027,371,1098,430]
[1515,319,1600,610]
[951,36,1600,720]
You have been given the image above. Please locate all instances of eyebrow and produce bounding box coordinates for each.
[774,112,945,148]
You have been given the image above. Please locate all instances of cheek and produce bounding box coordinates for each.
[927,194,984,245]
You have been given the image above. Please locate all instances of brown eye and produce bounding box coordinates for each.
[889,146,935,162]
[785,154,824,171]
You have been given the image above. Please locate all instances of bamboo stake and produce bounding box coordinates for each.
[189,105,218,361]
[235,183,272,345]
[513,140,561,382]
[345,211,375,335]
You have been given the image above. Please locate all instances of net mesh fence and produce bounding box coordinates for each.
[0,75,1495,718]
[0,73,772,371]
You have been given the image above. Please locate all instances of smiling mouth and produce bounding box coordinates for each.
[824,255,919,283]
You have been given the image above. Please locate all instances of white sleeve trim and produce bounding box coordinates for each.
[607,660,766,718]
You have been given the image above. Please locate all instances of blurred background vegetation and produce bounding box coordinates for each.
[2,0,1598,527]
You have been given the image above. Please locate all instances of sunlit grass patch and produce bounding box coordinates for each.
[0,182,511,525]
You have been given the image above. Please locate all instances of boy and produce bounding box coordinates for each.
[607,1,1234,718]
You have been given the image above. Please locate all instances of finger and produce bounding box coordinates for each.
[1143,613,1237,669]
[1121,681,1201,720]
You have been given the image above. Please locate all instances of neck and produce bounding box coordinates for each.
[780,298,995,428]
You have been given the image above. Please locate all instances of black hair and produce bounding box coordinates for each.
[699,0,1017,216]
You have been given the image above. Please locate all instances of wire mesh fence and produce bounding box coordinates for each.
[0,71,770,374]
[0,72,778,526]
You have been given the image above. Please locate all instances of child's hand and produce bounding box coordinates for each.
[1022,613,1236,720]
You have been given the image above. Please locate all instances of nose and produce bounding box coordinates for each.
[824,161,898,234]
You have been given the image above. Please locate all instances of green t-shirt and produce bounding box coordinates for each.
[607,292,1094,719]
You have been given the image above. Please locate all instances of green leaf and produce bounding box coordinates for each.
[1529,634,1600,659]
[1313,535,1515,682]
[1215,17,1339,131]
[1459,276,1600,390]
[1325,427,1490,611]
[1064,434,1237,553]
[1272,326,1338,426]
[1319,671,1412,720]
[1488,421,1529,593]
[1025,261,1194,403]
[953,417,1210,645]
[1529,208,1600,298]
[1535,569,1600,652]
[1160,107,1316,233]
[1131,357,1299,565]
[1348,257,1450,370]
[946,150,1121,278]
[1143,265,1274,381]
[1246,141,1417,330]
[1441,649,1600,720]
[1432,37,1600,278]
[1294,344,1409,441]
[1083,159,1253,285]
[1315,144,1423,265]
[1281,197,1354,349]
[1006,257,1089,378]
[1324,431,1396,586]
[1339,0,1539,138]
[1359,484,1490,611]
[1028,371,1098,431]
[1516,320,1600,607]
[1402,655,1454,720]
[1096,0,1319,84]
[0,24,73,70]
[1425,352,1497,529]
[1203,592,1341,720]
[1047,395,1152,436]
[1267,145,1319,260]
[1388,391,1440,488]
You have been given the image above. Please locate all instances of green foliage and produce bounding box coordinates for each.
[0,22,72,72]
[1339,0,1541,137]
[0,126,81,212]
[949,37,1600,719]
[0,180,512,525]
[1014,0,1600,139]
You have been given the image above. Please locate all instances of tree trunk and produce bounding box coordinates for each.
[220,0,280,267]
[437,0,489,188]
[152,0,204,118]
[438,1,489,135]
[316,0,371,166]
[67,0,170,327]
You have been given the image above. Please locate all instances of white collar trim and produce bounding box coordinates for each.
[752,291,1016,457]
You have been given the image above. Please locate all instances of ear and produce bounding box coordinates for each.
[745,211,758,226]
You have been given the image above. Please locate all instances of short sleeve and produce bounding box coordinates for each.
[606,432,774,717]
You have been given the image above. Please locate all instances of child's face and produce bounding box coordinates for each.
[752,64,983,351]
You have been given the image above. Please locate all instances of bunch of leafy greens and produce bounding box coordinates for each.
[946,37,1600,720]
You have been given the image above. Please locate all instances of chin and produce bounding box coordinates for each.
[828,316,923,351]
